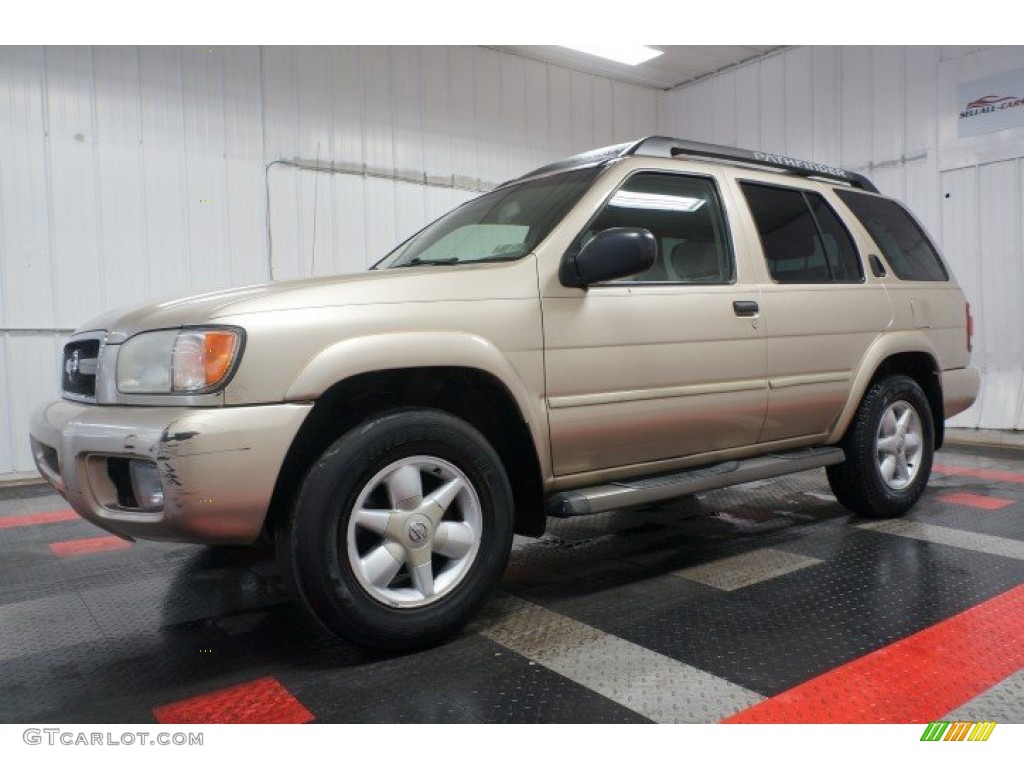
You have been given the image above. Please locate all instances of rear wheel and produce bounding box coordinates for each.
[827,374,934,518]
[279,409,514,651]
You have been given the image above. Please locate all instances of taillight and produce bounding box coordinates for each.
[966,302,974,353]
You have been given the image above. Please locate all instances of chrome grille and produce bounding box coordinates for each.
[62,337,102,400]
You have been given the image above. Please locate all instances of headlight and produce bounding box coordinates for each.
[117,328,243,394]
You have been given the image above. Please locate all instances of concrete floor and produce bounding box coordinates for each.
[1,443,1022,724]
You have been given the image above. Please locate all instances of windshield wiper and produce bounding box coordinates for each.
[468,253,525,263]
[392,253,525,268]
[392,257,461,268]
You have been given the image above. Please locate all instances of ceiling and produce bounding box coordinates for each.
[494,45,783,90]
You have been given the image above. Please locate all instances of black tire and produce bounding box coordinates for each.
[278,408,514,651]
[827,374,934,518]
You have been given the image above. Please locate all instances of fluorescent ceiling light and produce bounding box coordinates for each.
[559,44,663,67]
[610,191,705,213]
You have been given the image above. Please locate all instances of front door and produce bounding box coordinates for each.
[542,170,768,478]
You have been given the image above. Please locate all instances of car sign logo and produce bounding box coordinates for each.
[65,350,80,382]
[408,520,429,543]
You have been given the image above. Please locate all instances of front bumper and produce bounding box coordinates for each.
[29,400,312,545]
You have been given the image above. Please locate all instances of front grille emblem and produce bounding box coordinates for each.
[61,335,102,400]
[64,350,81,382]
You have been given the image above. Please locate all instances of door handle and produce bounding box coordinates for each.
[733,300,759,317]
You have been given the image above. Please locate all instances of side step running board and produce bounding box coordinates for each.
[546,447,845,518]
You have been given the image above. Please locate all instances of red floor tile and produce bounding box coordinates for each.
[723,584,1024,723]
[939,492,1015,511]
[933,463,1024,484]
[0,509,79,529]
[153,677,314,724]
[49,535,132,557]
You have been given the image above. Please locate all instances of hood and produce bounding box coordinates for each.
[78,260,537,343]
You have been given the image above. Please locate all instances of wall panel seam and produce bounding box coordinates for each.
[40,46,59,331]
[135,46,153,296]
[176,47,194,290]
[1,335,14,473]
[88,46,109,313]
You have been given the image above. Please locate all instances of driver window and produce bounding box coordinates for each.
[580,173,734,283]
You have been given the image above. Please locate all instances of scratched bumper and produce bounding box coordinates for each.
[29,400,312,544]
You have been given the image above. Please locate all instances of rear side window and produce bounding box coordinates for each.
[834,190,948,281]
[740,183,863,284]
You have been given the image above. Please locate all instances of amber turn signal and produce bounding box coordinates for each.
[171,329,242,392]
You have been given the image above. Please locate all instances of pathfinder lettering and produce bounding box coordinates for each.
[753,152,849,178]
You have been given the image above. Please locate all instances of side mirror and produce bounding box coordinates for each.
[560,227,658,288]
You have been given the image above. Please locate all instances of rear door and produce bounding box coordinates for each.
[736,181,893,442]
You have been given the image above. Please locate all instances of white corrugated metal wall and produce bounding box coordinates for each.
[660,45,1024,431]
[0,45,659,479]
[5,45,1020,480]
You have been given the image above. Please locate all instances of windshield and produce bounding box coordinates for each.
[375,167,599,269]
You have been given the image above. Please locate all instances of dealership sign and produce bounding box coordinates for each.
[958,67,1024,138]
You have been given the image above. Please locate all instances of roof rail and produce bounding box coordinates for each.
[513,135,878,193]
[626,136,879,193]
[507,142,635,185]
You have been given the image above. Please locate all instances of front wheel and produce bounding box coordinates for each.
[827,374,934,519]
[279,409,514,651]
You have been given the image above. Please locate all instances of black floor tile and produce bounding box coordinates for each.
[1,447,1022,723]
[594,529,1024,696]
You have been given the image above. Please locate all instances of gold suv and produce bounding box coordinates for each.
[30,137,980,649]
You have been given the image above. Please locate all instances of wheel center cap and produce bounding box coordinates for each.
[404,514,433,548]
[897,434,906,453]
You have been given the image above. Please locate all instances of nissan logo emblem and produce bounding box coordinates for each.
[65,350,80,382]
[408,520,429,543]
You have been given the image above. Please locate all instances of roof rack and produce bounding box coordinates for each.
[515,135,878,193]
[506,142,635,185]
[628,136,879,193]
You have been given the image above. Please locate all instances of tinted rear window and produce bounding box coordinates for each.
[740,183,863,284]
[835,190,948,281]
[807,193,863,283]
